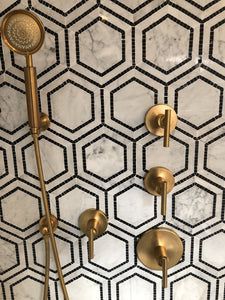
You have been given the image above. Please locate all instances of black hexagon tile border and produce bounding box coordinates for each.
[0,0,225,299]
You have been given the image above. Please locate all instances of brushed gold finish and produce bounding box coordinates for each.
[1,9,47,134]
[43,236,50,300]
[40,113,50,131]
[1,10,68,299]
[1,10,45,55]
[144,167,175,217]
[39,214,58,236]
[145,104,177,147]
[33,134,69,300]
[79,209,108,260]
[137,227,183,288]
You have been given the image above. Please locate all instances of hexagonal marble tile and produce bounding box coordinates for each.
[49,80,94,132]
[111,0,149,12]
[63,275,102,300]
[56,185,98,229]
[0,83,26,133]
[0,147,7,178]
[118,274,155,300]
[114,184,155,228]
[173,183,216,227]
[176,77,222,129]
[22,136,67,183]
[76,18,124,75]
[210,19,225,66]
[0,237,19,274]
[1,188,41,231]
[205,134,225,179]
[144,137,188,176]
[90,232,128,271]
[33,235,74,272]
[83,134,126,181]
[11,276,44,300]
[41,0,82,14]
[111,78,156,130]
[200,230,225,270]
[143,15,192,73]
[172,274,209,300]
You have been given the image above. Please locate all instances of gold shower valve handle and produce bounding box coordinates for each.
[79,209,108,260]
[136,227,183,289]
[161,181,167,216]
[158,109,171,147]
[144,167,175,217]
[145,104,177,148]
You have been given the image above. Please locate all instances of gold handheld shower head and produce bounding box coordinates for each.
[1,10,45,134]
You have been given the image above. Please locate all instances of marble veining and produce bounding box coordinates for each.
[84,136,125,179]
[144,17,190,71]
[78,20,122,73]
[0,0,225,299]
[174,185,214,226]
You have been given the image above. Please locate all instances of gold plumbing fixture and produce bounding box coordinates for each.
[137,227,183,288]
[79,209,108,260]
[39,214,58,236]
[144,167,175,217]
[145,104,177,147]
[1,10,69,300]
[39,215,57,300]
[1,9,48,134]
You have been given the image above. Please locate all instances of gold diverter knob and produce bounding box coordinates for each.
[145,104,177,147]
[79,209,108,260]
[144,166,175,217]
[137,227,183,288]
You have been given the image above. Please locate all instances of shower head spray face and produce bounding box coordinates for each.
[1,9,45,55]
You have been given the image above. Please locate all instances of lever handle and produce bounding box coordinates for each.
[163,109,171,147]
[160,181,167,216]
[88,228,94,260]
[161,257,168,288]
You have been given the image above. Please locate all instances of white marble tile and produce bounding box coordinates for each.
[173,274,208,300]
[50,82,93,130]
[174,185,214,226]
[1,188,40,230]
[0,237,18,274]
[112,80,155,129]
[115,185,155,227]
[12,277,44,300]
[118,274,155,300]
[78,20,123,74]
[24,137,66,182]
[177,78,221,127]
[145,17,190,72]
[84,135,125,180]
[207,135,225,178]
[201,231,225,269]
[0,84,26,132]
[57,186,97,228]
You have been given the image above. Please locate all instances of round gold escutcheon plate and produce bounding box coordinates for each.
[137,227,183,270]
[145,104,177,137]
[78,209,108,237]
[144,166,175,196]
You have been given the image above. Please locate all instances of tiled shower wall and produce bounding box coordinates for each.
[0,0,225,299]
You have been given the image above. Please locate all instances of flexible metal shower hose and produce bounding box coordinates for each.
[43,236,50,299]
[32,133,69,300]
